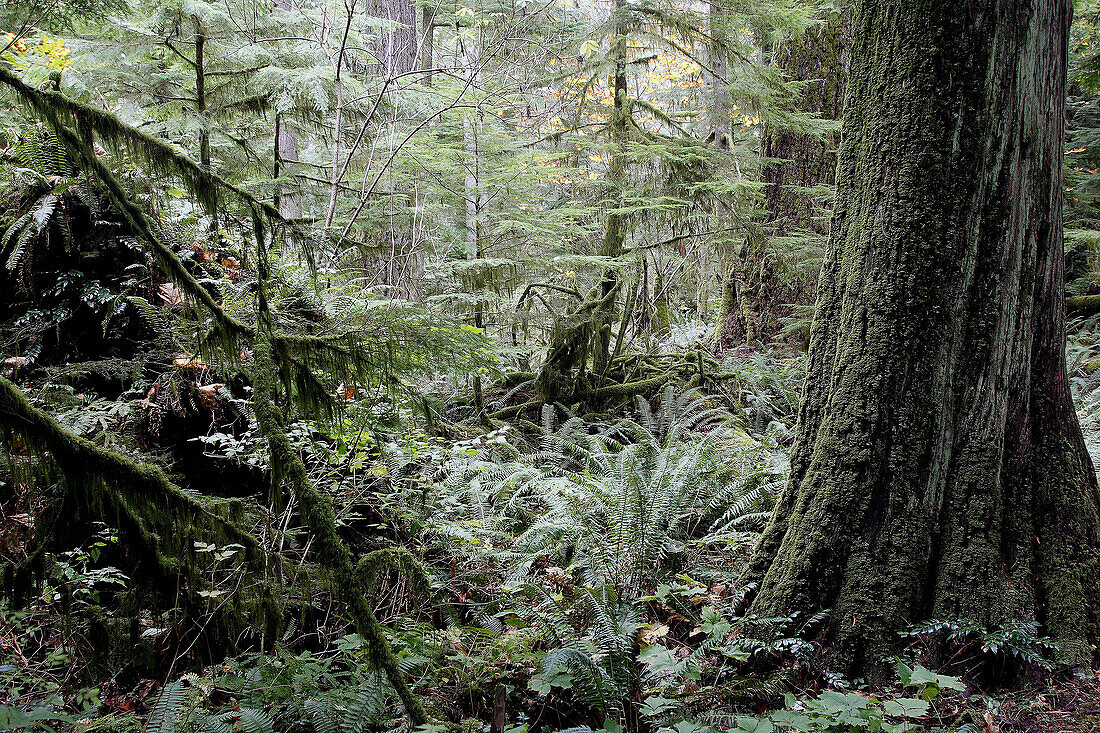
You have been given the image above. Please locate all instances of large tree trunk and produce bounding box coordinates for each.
[746,0,1100,677]
[371,0,417,78]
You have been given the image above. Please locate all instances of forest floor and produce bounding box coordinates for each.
[995,673,1100,732]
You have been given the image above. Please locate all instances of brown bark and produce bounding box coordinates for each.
[371,0,417,78]
[746,0,1100,677]
[419,5,435,86]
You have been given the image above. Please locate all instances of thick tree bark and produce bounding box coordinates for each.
[746,0,1100,676]
[371,0,417,78]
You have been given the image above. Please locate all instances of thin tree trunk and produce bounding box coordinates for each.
[194,18,210,170]
[325,0,355,229]
[272,112,301,220]
[272,0,301,221]
[709,0,730,152]
[534,2,628,403]
[747,0,1100,677]
[592,0,628,375]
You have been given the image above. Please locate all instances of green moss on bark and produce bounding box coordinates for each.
[746,0,1100,678]
[250,264,429,723]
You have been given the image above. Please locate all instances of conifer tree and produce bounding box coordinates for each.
[746,0,1100,676]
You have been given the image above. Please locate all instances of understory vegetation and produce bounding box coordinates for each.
[5,0,1100,731]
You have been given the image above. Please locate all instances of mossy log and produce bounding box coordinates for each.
[492,350,722,419]
[0,375,279,641]
[1066,294,1100,317]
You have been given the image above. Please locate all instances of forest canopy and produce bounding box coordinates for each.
[4,0,1100,732]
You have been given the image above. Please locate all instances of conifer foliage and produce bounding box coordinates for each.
[5,0,1100,730]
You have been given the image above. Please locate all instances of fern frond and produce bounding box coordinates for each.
[147,681,189,733]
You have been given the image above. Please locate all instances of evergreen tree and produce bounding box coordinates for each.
[746,0,1100,676]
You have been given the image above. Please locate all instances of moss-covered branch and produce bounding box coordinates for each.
[0,65,282,222]
[20,102,254,352]
[0,375,278,636]
[357,547,433,601]
[250,269,429,723]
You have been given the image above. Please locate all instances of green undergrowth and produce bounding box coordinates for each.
[5,366,1069,733]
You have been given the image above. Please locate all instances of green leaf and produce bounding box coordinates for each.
[733,718,773,733]
[639,695,677,717]
[638,645,679,674]
[882,698,930,718]
[899,661,966,693]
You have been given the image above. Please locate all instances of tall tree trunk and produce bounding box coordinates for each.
[273,112,301,220]
[593,0,628,375]
[419,4,435,86]
[709,0,730,153]
[325,0,355,228]
[699,0,729,323]
[534,2,628,403]
[462,31,490,421]
[746,0,1100,677]
[371,0,417,78]
[194,18,210,170]
[272,0,300,220]
[715,12,847,349]
[760,12,846,236]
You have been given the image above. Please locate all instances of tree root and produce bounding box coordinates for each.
[488,351,728,420]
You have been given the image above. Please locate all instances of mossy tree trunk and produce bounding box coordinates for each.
[746,0,1100,676]
[194,18,210,170]
[535,0,628,404]
[716,12,846,349]
[591,0,628,376]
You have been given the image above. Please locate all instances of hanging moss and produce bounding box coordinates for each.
[0,375,281,648]
[357,547,433,602]
[0,66,282,225]
[249,239,429,723]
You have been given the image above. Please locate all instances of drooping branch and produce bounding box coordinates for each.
[250,281,430,725]
[0,65,282,222]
